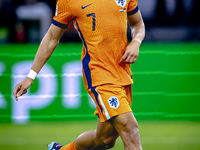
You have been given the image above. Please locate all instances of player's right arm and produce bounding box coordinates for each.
[13,24,65,101]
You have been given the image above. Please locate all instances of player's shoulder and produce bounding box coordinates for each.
[56,0,71,5]
[128,0,138,2]
[127,0,138,6]
[57,0,68,4]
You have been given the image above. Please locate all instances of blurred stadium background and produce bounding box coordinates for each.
[0,0,200,150]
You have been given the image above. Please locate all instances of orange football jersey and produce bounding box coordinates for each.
[53,0,139,89]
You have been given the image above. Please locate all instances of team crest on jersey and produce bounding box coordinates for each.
[108,96,120,109]
[115,0,127,7]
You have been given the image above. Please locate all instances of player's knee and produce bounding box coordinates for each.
[126,123,141,146]
[95,135,118,149]
[102,138,116,149]
[118,118,140,142]
[128,122,139,139]
[131,125,140,140]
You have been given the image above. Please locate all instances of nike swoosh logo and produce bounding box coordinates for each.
[81,3,93,9]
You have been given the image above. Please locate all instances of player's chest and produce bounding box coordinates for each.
[71,0,129,18]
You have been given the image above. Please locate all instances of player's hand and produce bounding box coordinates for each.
[13,77,33,101]
[120,40,140,64]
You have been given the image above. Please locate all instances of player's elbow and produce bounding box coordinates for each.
[50,38,59,50]
[48,31,60,48]
[138,21,146,41]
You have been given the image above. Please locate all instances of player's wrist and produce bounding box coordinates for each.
[27,69,37,80]
[132,39,142,44]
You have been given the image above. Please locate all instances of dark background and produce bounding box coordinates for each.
[0,0,200,43]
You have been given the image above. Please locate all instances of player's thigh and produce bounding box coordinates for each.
[87,84,133,122]
[95,118,119,146]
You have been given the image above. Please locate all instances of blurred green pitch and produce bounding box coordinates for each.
[0,120,200,150]
[0,42,200,150]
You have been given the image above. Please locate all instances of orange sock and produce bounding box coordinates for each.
[60,141,77,150]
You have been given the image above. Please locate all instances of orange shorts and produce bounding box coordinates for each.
[87,84,133,122]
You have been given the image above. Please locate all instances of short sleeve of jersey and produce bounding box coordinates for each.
[52,0,73,28]
[127,0,139,16]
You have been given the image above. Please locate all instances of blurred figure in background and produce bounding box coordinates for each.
[0,0,53,43]
[0,0,16,43]
[139,0,200,42]
[15,0,52,42]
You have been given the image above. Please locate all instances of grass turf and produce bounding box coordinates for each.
[0,120,200,150]
[0,43,200,149]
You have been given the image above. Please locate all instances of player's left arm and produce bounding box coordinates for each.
[120,10,145,63]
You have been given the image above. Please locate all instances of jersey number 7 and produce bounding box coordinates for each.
[87,13,96,31]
